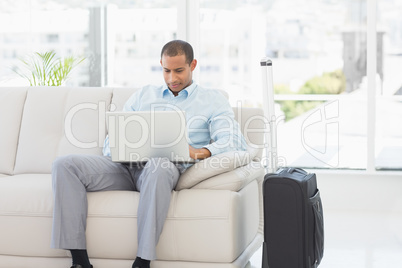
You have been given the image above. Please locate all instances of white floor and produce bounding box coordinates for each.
[249,210,402,268]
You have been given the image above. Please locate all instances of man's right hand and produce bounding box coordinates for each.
[189,145,211,160]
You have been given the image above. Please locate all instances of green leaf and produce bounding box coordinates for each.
[11,51,85,87]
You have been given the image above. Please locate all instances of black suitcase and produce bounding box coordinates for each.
[260,58,324,267]
[262,167,324,268]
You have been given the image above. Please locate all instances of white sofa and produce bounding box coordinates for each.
[0,87,265,268]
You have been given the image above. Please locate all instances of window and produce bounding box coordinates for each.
[110,3,178,87]
[0,0,178,87]
[0,1,89,86]
[199,0,402,171]
[0,0,400,171]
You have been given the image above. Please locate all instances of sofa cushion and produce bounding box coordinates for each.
[0,174,66,258]
[0,174,259,263]
[191,161,264,191]
[0,87,27,175]
[109,87,139,111]
[176,150,253,191]
[232,107,265,159]
[88,184,259,262]
[156,182,260,263]
[14,87,113,174]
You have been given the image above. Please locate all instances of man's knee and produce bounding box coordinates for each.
[53,155,71,172]
[150,157,174,167]
[52,154,84,172]
[142,158,179,186]
[146,158,176,174]
[51,155,91,185]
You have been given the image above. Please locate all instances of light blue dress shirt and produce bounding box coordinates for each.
[103,82,247,158]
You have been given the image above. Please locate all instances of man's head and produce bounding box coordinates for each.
[160,40,197,96]
[161,40,194,65]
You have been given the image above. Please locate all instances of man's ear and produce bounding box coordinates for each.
[160,59,163,66]
[190,59,197,71]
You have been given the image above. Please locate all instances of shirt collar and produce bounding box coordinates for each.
[162,81,197,98]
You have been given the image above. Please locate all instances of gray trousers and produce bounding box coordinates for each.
[51,154,181,260]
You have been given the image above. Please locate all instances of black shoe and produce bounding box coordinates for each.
[70,265,93,268]
[132,257,150,268]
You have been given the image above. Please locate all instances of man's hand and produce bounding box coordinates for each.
[189,145,211,160]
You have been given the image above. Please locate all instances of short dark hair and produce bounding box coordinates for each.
[161,40,194,65]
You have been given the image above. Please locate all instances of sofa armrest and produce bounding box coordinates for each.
[191,161,264,191]
[175,150,259,191]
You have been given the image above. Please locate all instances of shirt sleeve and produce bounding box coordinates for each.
[203,92,248,156]
[122,89,141,112]
[102,135,111,157]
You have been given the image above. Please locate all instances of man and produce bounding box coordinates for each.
[51,40,247,268]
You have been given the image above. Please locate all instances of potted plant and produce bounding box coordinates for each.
[13,51,85,86]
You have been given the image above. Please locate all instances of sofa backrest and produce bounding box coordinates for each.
[13,87,114,174]
[1,87,265,175]
[233,107,265,159]
[0,88,27,175]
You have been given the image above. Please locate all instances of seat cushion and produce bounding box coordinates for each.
[0,174,260,263]
[86,182,261,263]
[0,174,66,258]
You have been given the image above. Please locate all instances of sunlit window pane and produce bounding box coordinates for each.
[0,1,89,86]
[0,0,178,87]
[199,0,368,169]
[110,3,178,87]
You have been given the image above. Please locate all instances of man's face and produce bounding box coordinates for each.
[160,54,197,96]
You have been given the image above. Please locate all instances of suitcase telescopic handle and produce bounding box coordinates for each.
[260,57,277,173]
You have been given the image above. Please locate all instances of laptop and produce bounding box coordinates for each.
[106,110,196,164]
